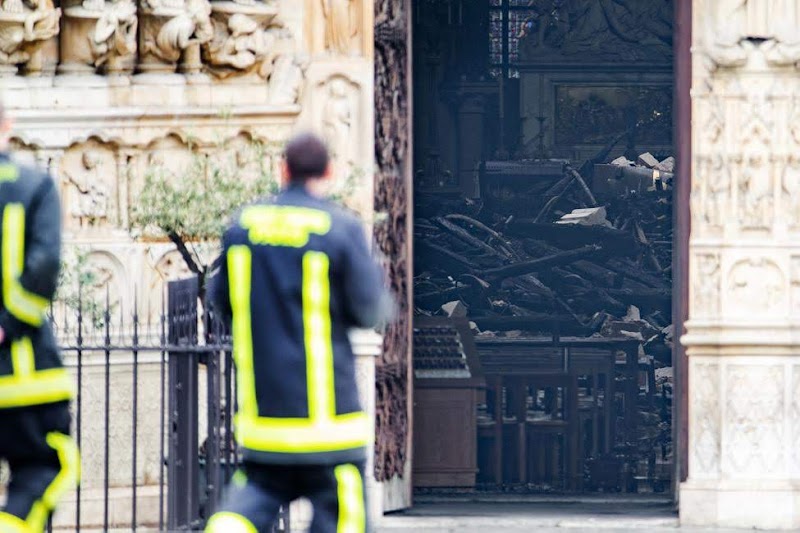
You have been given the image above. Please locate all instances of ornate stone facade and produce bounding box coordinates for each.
[3,0,376,528]
[682,0,800,529]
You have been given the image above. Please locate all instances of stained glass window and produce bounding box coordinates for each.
[489,0,533,78]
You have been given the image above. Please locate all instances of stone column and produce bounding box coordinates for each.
[681,1,800,529]
[350,329,383,527]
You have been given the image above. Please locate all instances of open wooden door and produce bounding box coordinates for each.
[373,0,414,514]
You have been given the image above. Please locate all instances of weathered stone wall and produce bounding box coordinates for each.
[2,0,376,527]
[682,0,800,529]
[3,0,374,318]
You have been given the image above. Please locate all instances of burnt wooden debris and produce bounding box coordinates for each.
[415,154,675,492]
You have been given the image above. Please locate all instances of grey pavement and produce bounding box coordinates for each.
[375,494,766,532]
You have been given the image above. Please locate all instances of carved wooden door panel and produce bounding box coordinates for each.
[373,0,414,513]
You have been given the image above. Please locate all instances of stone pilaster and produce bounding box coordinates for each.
[681,1,800,529]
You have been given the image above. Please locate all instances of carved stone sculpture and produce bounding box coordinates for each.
[322,77,356,174]
[138,0,212,74]
[64,150,111,227]
[58,0,136,75]
[706,0,800,68]
[321,0,358,55]
[0,0,60,76]
[91,0,136,71]
[266,52,306,104]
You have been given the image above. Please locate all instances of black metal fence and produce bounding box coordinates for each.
[45,277,289,532]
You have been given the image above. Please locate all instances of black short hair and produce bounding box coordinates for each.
[284,132,329,182]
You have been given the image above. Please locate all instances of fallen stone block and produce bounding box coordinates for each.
[637,152,660,168]
[555,206,611,227]
[656,156,675,172]
[441,300,467,317]
[611,156,634,166]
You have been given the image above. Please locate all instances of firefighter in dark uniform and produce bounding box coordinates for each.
[0,103,80,532]
[206,133,393,533]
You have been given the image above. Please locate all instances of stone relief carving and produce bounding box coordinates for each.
[142,134,194,180]
[0,0,61,76]
[706,0,800,68]
[791,257,800,315]
[725,365,784,476]
[201,0,276,79]
[320,75,358,177]
[91,0,136,70]
[728,257,786,316]
[321,0,359,55]
[82,250,125,317]
[738,110,774,229]
[516,0,672,64]
[696,154,730,229]
[691,363,720,476]
[58,0,136,75]
[692,253,721,318]
[138,0,213,73]
[217,132,269,182]
[61,140,118,229]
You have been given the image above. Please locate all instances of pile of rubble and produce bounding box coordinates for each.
[414,152,675,491]
[415,153,673,352]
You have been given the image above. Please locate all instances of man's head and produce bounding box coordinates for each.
[0,99,12,153]
[281,132,332,191]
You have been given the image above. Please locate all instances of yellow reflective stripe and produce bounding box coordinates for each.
[0,164,19,183]
[228,246,257,418]
[11,337,34,376]
[205,511,258,533]
[231,469,248,488]
[303,251,335,420]
[26,432,80,532]
[236,411,370,453]
[335,464,365,533]
[240,205,331,247]
[2,204,48,327]
[0,368,74,408]
[0,512,31,533]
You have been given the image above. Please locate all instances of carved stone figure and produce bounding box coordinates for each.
[322,77,355,175]
[138,0,212,72]
[267,53,306,104]
[707,0,800,67]
[0,0,60,75]
[321,0,358,55]
[740,155,772,229]
[203,13,267,77]
[64,150,111,227]
[91,0,136,70]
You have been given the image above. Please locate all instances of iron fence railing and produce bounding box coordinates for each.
[41,277,289,532]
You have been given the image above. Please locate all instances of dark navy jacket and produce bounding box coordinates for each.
[0,152,72,409]
[211,184,391,465]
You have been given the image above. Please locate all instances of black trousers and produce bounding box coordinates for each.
[206,461,368,533]
[0,401,80,533]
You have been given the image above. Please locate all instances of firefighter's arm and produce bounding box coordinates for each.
[341,218,395,330]
[0,177,61,342]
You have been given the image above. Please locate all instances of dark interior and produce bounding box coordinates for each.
[410,0,675,495]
